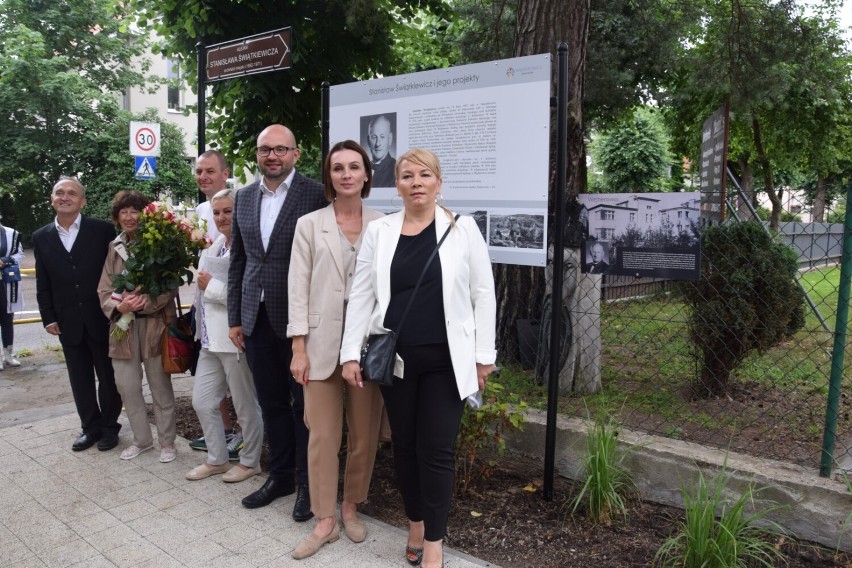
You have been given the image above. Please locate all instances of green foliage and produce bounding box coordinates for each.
[827,205,846,224]
[455,380,527,497]
[653,464,786,567]
[85,109,196,221]
[662,0,852,229]
[752,206,803,223]
[0,0,148,235]
[135,0,453,181]
[678,221,805,397]
[451,0,515,64]
[593,107,673,193]
[568,415,633,525]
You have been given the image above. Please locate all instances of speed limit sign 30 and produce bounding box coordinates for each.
[130,121,161,157]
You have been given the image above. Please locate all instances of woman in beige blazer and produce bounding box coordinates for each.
[97,190,178,463]
[287,140,384,560]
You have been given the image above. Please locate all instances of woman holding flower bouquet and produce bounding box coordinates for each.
[98,190,179,463]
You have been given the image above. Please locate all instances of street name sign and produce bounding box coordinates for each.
[206,28,292,82]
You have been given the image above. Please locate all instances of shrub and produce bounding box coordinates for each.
[455,380,527,497]
[678,221,805,397]
[654,464,786,567]
[568,414,633,525]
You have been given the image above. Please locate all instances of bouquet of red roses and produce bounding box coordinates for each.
[110,202,210,339]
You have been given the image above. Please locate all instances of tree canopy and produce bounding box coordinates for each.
[135,0,453,179]
[591,107,674,193]
[0,0,149,234]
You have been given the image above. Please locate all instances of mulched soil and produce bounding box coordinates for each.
[163,396,852,568]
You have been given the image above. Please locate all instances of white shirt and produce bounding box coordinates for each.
[54,213,82,252]
[196,200,222,241]
[259,169,296,251]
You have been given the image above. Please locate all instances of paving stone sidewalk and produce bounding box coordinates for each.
[0,413,494,568]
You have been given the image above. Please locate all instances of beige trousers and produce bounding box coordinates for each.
[112,317,176,448]
[303,365,383,518]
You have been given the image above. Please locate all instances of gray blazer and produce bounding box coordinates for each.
[227,172,326,338]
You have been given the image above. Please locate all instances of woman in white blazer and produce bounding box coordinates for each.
[287,141,385,560]
[340,148,497,568]
[186,188,263,483]
[0,218,24,370]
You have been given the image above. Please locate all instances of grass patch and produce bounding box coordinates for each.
[567,414,633,525]
[653,462,786,567]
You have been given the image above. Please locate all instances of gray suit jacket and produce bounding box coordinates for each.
[228,172,326,338]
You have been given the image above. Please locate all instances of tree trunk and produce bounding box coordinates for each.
[736,157,758,220]
[507,0,598,393]
[751,115,781,230]
[812,173,826,222]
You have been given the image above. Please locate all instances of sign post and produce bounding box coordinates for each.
[134,156,157,180]
[130,121,160,181]
[699,104,730,225]
[205,28,292,83]
[129,121,161,157]
[196,28,293,159]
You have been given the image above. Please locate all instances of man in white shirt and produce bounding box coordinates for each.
[32,177,121,452]
[194,150,230,241]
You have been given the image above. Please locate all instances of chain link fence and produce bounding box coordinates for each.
[512,196,851,474]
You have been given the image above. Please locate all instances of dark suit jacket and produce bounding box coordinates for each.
[586,261,610,274]
[228,172,326,338]
[371,156,396,188]
[32,216,116,346]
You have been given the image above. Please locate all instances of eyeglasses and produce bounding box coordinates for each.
[256,146,297,157]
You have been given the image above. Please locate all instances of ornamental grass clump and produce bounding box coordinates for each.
[110,202,208,338]
[568,415,634,525]
[654,464,786,567]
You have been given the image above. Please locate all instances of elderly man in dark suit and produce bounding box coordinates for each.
[228,124,326,519]
[32,176,120,452]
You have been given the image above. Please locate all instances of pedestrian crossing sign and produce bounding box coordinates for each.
[134,156,157,180]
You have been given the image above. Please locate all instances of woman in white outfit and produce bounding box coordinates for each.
[0,218,23,370]
[186,188,264,483]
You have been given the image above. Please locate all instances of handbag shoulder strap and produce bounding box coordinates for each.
[9,230,18,261]
[395,213,459,331]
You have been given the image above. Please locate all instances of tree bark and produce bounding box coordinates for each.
[505,0,598,393]
[736,157,758,220]
[751,115,781,230]
[812,173,826,222]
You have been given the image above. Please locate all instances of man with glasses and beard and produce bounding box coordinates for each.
[227,125,325,521]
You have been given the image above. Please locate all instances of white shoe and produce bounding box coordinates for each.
[120,444,153,460]
[4,347,19,367]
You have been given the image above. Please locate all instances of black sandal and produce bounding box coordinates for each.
[405,545,423,566]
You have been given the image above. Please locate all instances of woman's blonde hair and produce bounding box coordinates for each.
[395,148,455,224]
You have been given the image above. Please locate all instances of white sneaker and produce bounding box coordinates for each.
[120,444,153,460]
[159,447,177,463]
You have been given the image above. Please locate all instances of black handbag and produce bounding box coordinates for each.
[360,214,459,387]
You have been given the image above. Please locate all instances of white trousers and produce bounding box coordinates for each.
[192,348,263,467]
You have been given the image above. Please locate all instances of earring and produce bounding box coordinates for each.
[436,193,445,207]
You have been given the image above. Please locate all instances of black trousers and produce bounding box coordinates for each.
[63,327,122,436]
[0,283,12,347]
[381,342,464,542]
[244,303,308,485]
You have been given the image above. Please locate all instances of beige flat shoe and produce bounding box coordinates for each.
[186,462,231,480]
[343,515,367,543]
[222,465,262,483]
[291,522,340,559]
